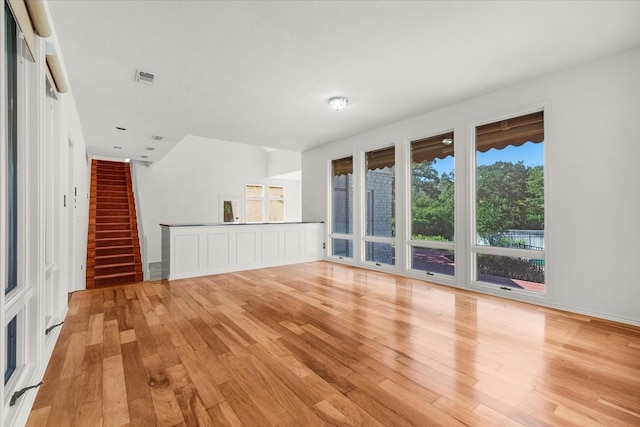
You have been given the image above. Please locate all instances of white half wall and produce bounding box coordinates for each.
[133,135,302,263]
[302,46,640,325]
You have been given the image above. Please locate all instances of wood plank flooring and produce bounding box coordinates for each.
[27,261,640,426]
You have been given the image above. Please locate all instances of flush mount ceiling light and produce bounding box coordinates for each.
[328,96,348,112]
[442,138,453,146]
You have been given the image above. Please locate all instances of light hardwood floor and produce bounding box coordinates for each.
[27,261,640,426]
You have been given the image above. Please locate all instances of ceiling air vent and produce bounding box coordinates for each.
[134,69,155,84]
[144,147,155,151]
[151,135,163,141]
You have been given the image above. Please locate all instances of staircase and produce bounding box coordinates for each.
[86,160,143,288]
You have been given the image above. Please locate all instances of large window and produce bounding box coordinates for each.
[365,147,395,266]
[330,156,353,258]
[245,184,264,223]
[4,0,18,294]
[410,132,455,277]
[474,111,545,292]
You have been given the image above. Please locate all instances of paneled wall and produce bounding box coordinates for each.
[162,223,323,280]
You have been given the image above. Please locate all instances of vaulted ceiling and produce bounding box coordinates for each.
[47,1,640,164]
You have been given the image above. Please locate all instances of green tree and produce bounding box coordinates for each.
[476,160,544,237]
[525,165,544,228]
[410,158,544,244]
[411,160,454,241]
[476,161,529,234]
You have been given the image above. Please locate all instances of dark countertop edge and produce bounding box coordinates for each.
[160,221,324,227]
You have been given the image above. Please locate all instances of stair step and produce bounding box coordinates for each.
[96,245,134,256]
[95,262,137,274]
[96,191,128,198]
[96,194,128,200]
[96,209,130,216]
[93,272,138,287]
[97,205,129,210]
[97,198,129,205]
[95,162,127,169]
[97,169,125,173]
[96,230,132,238]
[97,178,127,185]
[95,254,135,266]
[96,203,129,209]
[96,169,125,173]
[96,216,131,223]
[98,185,129,193]
[95,175,127,182]
[96,237,132,247]
[96,169,126,174]
[96,223,132,231]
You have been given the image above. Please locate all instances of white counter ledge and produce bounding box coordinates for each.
[160,222,325,280]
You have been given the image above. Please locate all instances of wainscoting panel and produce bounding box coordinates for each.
[207,233,230,268]
[161,223,324,280]
[174,234,200,273]
[284,230,301,259]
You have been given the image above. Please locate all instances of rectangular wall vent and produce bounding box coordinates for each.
[134,69,155,84]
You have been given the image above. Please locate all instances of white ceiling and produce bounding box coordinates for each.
[47,1,640,164]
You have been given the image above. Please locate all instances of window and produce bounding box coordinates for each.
[4,1,18,294]
[474,111,545,292]
[410,132,455,277]
[365,146,395,266]
[5,315,17,384]
[330,156,354,258]
[245,184,264,223]
[268,186,284,222]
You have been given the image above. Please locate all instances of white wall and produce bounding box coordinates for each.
[133,135,302,263]
[64,96,91,293]
[302,46,640,326]
[267,149,302,179]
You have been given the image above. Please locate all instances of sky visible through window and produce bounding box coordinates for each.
[431,141,543,175]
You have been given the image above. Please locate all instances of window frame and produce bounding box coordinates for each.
[470,108,547,297]
[244,184,265,223]
[363,145,396,269]
[327,155,355,262]
[267,185,285,223]
[407,130,456,279]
